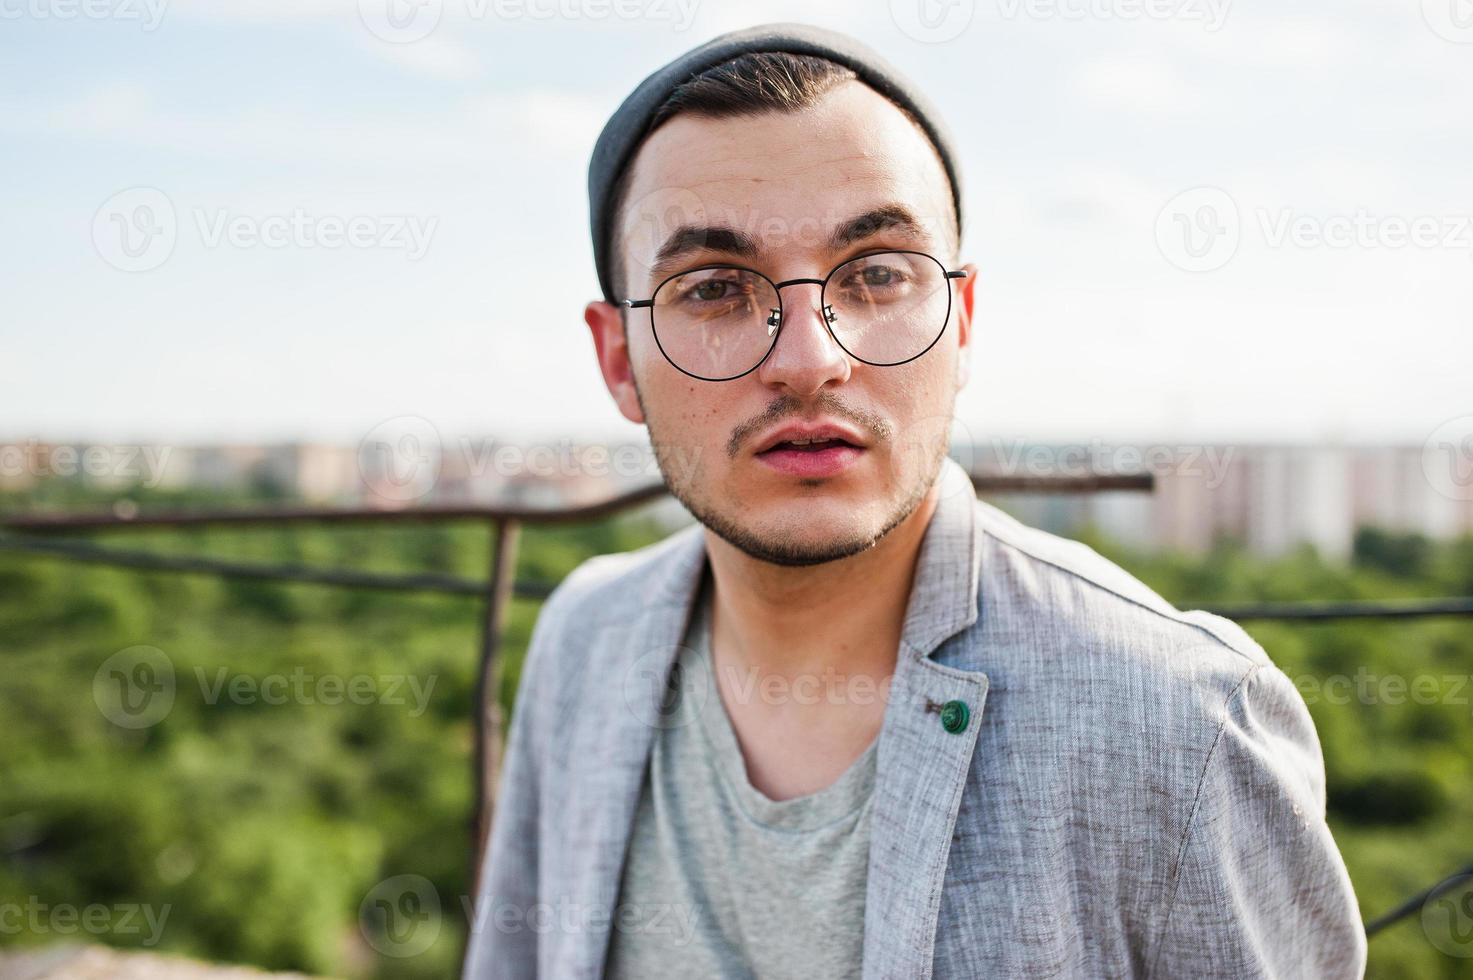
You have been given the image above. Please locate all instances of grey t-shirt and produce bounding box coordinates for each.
[606,569,878,979]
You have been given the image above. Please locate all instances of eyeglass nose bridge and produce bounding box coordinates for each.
[763,276,835,338]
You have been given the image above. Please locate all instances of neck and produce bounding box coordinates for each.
[702,483,941,685]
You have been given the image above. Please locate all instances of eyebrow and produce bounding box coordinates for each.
[644,204,937,285]
[647,226,760,283]
[827,204,934,251]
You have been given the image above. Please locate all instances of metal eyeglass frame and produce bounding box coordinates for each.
[621,249,970,382]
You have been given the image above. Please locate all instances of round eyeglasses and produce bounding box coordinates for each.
[621,250,969,382]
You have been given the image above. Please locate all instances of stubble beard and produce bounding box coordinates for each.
[635,378,953,568]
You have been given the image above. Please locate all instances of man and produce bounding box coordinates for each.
[464,22,1366,979]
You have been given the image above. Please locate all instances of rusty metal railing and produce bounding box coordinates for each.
[2,466,1469,954]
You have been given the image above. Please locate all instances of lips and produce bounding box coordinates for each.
[752,422,868,456]
[761,436,857,452]
[752,421,868,478]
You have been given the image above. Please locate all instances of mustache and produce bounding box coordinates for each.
[726,392,893,459]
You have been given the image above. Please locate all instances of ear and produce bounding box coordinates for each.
[585,300,645,425]
[954,261,979,389]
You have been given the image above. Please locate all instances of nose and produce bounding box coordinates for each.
[754,280,852,397]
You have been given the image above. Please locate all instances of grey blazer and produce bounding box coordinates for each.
[463,457,1366,979]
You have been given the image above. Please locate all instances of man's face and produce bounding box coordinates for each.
[587,80,976,567]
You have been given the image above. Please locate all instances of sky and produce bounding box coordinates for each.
[2,0,1470,449]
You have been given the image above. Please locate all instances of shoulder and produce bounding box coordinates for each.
[516,522,703,696]
[966,498,1299,746]
[972,497,1268,669]
[534,522,702,631]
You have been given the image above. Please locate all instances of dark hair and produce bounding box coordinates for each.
[648,50,858,127]
[606,51,950,304]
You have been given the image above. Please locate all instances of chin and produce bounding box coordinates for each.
[700,496,900,567]
[721,523,884,567]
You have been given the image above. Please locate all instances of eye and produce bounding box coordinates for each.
[838,259,910,294]
[666,269,761,306]
[693,279,733,301]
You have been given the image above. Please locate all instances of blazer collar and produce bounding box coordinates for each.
[897,455,984,660]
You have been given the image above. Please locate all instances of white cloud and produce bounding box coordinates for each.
[1,83,606,173]
[1072,53,1201,116]
[354,33,484,80]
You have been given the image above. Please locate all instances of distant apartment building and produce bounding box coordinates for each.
[981,442,1473,558]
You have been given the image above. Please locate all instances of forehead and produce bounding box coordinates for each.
[617,80,955,281]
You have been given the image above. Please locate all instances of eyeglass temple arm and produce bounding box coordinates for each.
[945,270,969,279]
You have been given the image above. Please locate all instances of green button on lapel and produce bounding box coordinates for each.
[940,699,970,734]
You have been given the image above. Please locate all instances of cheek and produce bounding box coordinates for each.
[870,351,958,419]
[642,372,739,447]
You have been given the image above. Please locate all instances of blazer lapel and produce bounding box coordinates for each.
[561,524,710,979]
[863,458,990,980]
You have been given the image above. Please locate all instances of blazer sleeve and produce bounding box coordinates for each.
[462,584,567,980]
[1149,663,1367,979]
